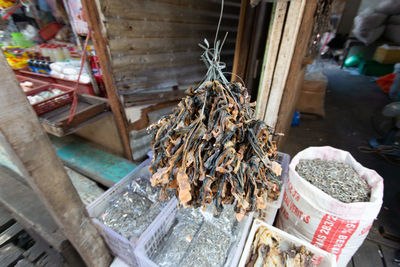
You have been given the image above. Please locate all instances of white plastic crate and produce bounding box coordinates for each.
[134,207,254,267]
[238,219,336,267]
[258,152,290,225]
[86,159,177,266]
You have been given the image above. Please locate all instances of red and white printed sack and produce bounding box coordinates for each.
[277,146,383,267]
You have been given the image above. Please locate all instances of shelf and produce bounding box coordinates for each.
[39,94,109,137]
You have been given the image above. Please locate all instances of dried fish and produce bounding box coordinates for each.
[246,226,313,267]
[148,80,282,218]
[296,159,370,203]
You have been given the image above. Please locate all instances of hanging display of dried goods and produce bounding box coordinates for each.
[148,38,282,219]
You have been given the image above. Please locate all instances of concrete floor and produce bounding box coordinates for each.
[282,64,400,266]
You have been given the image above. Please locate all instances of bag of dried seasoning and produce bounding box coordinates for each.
[276,146,383,267]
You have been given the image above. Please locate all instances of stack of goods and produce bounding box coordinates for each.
[0,0,17,9]
[2,47,29,69]
[353,0,400,45]
[50,59,91,83]
[149,80,282,220]
[98,176,173,241]
[151,205,245,267]
[27,88,65,104]
[245,226,314,267]
[296,159,370,203]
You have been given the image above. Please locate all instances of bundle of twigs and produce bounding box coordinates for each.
[148,39,282,219]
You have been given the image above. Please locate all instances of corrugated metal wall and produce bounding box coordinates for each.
[99,0,241,106]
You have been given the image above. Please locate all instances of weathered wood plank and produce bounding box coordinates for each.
[274,0,318,147]
[105,19,236,39]
[263,0,306,127]
[109,37,237,55]
[111,51,203,70]
[255,1,287,120]
[0,52,111,266]
[352,240,384,267]
[103,3,238,25]
[123,90,187,106]
[231,0,255,83]
[81,0,133,161]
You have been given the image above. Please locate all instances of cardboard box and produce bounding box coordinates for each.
[373,46,400,64]
[296,79,327,117]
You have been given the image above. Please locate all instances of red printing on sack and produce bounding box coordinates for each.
[311,214,359,260]
[283,191,310,224]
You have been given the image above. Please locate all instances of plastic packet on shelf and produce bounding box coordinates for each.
[152,218,202,267]
[98,180,167,241]
[181,222,232,267]
[151,204,240,267]
[201,204,237,235]
[130,176,176,203]
[37,90,54,99]
[50,89,63,95]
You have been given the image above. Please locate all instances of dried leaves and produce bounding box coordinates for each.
[148,80,282,218]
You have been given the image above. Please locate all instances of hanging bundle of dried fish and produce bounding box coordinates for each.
[148,38,282,218]
[246,226,314,267]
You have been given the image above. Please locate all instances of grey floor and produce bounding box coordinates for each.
[282,64,400,266]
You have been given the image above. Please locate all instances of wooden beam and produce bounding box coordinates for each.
[81,0,133,161]
[274,0,318,147]
[231,0,256,83]
[263,0,306,128]
[0,52,112,267]
[255,1,288,120]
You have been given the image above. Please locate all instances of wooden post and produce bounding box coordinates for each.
[255,0,318,147]
[81,0,133,161]
[274,0,318,147]
[255,1,288,120]
[262,0,306,127]
[0,53,112,267]
[231,0,256,83]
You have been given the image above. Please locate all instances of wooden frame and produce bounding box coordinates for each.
[0,52,111,266]
[255,0,318,147]
[81,0,133,161]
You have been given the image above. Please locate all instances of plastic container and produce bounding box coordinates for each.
[134,208,254,267]
[86,159,177,266]
[258,152,290,225]
[238,219,336,267]
[26,84,74,115]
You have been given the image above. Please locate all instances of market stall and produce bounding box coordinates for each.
[0,0,389,267]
